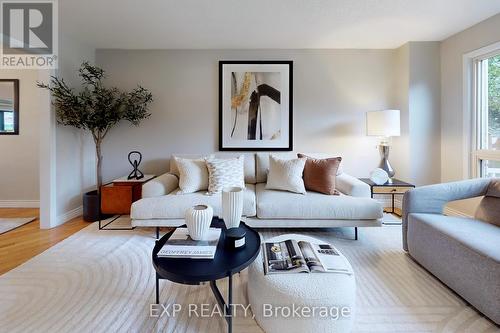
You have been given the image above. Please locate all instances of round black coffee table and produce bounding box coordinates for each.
[152,218,260,333]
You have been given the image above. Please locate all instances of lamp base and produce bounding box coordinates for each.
[379,145,395,178]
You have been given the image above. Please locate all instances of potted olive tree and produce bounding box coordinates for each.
[38,62,153,221]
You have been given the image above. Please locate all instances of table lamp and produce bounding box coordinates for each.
[366,110,400,182]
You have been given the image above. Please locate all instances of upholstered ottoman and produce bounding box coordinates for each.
[248,234,356,333]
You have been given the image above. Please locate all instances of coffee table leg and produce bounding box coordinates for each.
[155,273,159,304]
[228,275,232,333]
[210,276,233,333]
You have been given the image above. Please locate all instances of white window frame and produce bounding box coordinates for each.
[463,41,500,178]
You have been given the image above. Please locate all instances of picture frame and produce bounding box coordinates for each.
[0,79,19,135]
[219,61,293,151]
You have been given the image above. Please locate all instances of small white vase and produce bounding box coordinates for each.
[222,187,244,229]
[370,168,389,185]
[185,205,213,240]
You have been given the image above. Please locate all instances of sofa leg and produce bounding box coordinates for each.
[354,227,358,240]
[156,227,159,239]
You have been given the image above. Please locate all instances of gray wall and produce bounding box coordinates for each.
[408,42,441,185]
[0,69,40,204]
[96,49,403,182]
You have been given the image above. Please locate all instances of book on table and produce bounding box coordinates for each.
[263,238,353,275]
[157,228,221,259]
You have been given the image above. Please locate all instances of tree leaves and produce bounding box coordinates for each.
[37,62,153,142]
[37,62,154,190]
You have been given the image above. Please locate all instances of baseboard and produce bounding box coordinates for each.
[57,206,83,226]
[0,200,40,208]
[443,206,473,218]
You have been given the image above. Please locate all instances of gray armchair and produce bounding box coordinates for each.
[402,178,500,324]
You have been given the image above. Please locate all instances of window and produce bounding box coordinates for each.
[472,52,500,177]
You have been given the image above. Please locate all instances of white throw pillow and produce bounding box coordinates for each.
[266,155,307,194]
[205,155,245,194]
[174,156,210,194]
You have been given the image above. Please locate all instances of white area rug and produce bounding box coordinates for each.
[0,217,36,235]
[100,215,133,229]
[382,212,402,225]
[0,222,497,333]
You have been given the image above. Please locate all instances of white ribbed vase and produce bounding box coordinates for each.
[185,205,213,240]
[222,187,244,229]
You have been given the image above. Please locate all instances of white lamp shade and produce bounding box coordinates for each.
[366,109,401,137]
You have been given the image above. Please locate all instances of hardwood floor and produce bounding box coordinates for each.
[0,208,89,276]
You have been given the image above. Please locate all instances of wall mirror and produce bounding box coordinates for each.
[0,79,19,135]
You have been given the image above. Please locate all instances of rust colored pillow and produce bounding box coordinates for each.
[297,154,342,195]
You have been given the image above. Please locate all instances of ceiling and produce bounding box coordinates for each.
[60,0,500,49]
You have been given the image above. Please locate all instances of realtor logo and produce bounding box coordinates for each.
[1,1,58,68]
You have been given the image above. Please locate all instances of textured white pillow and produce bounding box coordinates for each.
[266,155,307,194]
[205,155,245,194]
[174,156,210,194]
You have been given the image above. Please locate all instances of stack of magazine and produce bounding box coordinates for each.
[263,238,353,275]
[157,228,221,259]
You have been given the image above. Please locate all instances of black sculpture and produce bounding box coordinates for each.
[127,151,144,180]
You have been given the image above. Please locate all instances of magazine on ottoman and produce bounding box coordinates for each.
[263,238,352,275]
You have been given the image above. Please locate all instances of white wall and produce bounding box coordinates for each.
[39,33,95,228]
[391,44,410,182]
[53,41,442,224]
[387,42,441,186]
[49,14,500,224]
[53,35,95,225]
[0,70,40,206]
[95,49,405,182]
[440,13,500,216]
[35,12,499,225]
[441,13,500,182]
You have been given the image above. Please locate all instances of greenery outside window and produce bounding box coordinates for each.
[472,53,500,177]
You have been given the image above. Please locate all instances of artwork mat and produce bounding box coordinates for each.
[219,61,293,151]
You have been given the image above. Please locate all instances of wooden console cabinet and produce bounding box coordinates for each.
[100,175,155,215]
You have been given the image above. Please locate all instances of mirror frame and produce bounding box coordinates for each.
[0,79,19,135]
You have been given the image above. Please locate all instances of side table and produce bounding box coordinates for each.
[99,174,156,230]
[359,178,415,223]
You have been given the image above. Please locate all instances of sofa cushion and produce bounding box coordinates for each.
[170,153,256,184]
[485,178,500,197]
[265,155,306,194]
[408,213,500,262]
[298,153,342,195]
[475,179,500,227]
[255,183,382,220]
[132,184,256,219]
[256,152,344,183]
[206,155,245,194]
[174,156,210,194]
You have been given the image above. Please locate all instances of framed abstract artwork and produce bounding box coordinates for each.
[219,61,293,151]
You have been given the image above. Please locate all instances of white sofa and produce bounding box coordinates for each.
[131,153,383,234]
